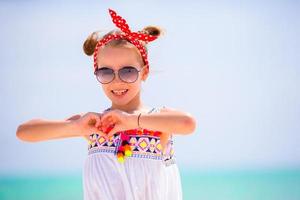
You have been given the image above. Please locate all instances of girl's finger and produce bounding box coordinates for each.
[108,117,114,123]
[92,114,101,127]
[106,127,117,138]
[101,119,110,129]
[106,132,114,138]
[100,112,111,121]
[102,117,114,128]
[101,115,109,123]
[95,116,102,129]
[102,111,118,123]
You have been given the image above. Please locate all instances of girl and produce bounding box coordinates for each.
[16,8,196,200]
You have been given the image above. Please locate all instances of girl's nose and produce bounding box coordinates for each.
[112,72,123,83]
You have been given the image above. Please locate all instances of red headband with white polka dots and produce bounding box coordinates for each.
[93,9,158,72]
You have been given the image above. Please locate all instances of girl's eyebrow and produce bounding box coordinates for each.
[99,65,136,69]
[98,65,114,69]
[98,66,111,68]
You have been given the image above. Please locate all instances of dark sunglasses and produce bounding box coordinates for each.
[94,65,146,84]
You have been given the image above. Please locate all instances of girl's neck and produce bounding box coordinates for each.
[109,92,149,114]
[110,103,146,114]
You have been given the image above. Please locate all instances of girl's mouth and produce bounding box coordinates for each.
[111,89,129,97]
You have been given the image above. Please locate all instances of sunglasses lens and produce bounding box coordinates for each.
[95,68,114,84]
[119,67,139,83]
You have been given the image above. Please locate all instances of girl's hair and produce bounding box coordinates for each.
[83,26,162,57]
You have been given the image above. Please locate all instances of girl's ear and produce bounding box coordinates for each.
[141,66,149,81]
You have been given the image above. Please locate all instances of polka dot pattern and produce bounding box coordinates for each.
[93,8,158,72]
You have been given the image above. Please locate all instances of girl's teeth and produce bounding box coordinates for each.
[112,89,128,95]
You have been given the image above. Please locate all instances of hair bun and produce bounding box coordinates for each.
[83,31,101,56]
[141,26,163,38]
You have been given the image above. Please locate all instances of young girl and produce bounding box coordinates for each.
[16,8,196,200]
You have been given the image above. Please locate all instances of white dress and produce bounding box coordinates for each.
[82,107,182,200]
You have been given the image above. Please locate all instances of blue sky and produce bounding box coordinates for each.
[0,0,299,174]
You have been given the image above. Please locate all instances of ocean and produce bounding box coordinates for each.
[0,168,299,200]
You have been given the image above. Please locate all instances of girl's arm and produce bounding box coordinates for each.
[101,107,196,136]
[129,107,197,135]
[16,112,100,142]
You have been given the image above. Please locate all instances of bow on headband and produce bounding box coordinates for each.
[93,9,158,72]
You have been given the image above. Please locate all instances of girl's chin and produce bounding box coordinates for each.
[111,90,129,98]
[109,94,130,104]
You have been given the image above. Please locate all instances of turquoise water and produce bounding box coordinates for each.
[0,168,299,200]
[181,168,300,200]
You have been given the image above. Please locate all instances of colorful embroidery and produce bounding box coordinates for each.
[87,129,175,165]
[87,106,175,166]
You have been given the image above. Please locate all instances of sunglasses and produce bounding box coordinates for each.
[94,65,146,84]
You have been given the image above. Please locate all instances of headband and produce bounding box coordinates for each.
[93,9,158,72]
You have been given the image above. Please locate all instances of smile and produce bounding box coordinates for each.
[111,89,129,96]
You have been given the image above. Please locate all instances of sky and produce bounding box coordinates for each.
[0,0,299,175]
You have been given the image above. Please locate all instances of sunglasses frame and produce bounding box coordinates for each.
[94,65,147,84]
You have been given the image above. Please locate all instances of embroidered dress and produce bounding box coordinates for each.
[82,107,182,200]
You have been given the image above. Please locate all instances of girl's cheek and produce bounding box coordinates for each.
[103,89,112,97]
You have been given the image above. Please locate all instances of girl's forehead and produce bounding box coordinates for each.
[97,46,143,69]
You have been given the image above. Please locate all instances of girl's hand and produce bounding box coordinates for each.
[100,109,171,147]
[160,132,171,151]
[72,112,104,136]
[100,109,136,137]
[100,109,173,153]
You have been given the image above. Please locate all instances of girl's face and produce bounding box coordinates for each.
[96,45,149,106]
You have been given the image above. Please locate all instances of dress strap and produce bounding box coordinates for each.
[148,106,166,114]
[104,107,158,113]
[148,107,156,114]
